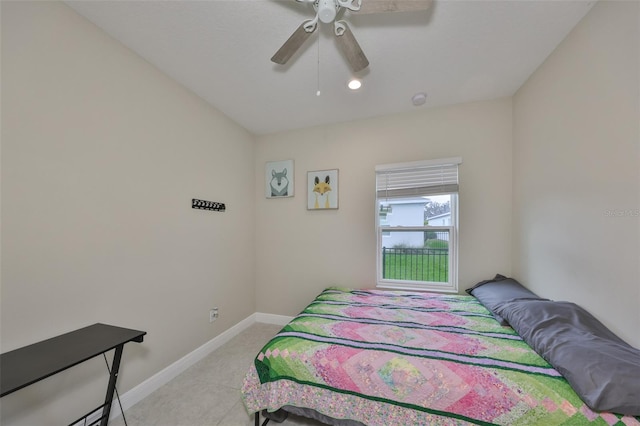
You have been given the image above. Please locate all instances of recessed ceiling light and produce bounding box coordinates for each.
[412,92,427,106]
[348,79,362,90]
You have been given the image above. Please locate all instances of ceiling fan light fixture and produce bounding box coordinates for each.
[348,79,362,90]
[318,0,337,23]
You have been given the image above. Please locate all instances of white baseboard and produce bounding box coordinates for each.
[83,312,294,424]
[75,313,257,424]
[255,312,294,326]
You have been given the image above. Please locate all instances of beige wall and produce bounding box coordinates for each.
[2,0,639,423]
[255,98,514,315]
[1,2,255,424]
[512,0,640,348]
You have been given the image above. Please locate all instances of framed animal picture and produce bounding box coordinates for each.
[307,169,339,210]
[266,160,294,198]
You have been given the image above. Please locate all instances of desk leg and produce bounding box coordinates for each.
[100,344,124,426]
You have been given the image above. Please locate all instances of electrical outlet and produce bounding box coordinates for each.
[209,308,219,323]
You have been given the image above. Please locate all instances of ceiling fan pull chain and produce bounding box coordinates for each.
[316,29,321,96]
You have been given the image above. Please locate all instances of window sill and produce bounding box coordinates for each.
[376,282,458,294]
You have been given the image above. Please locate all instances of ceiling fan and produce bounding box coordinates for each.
[272,0,433,73]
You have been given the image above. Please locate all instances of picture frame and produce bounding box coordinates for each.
[265,160,294,198]
[307,169,339,210]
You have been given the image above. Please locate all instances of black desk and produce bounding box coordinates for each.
[1,323,146,426]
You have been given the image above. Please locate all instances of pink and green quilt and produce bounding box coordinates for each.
[242,288,640,425]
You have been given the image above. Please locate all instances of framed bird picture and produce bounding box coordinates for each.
[307,169,338,210]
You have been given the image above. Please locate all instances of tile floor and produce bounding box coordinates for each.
[109,323,325,426]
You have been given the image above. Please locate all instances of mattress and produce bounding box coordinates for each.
[242,287,640,425]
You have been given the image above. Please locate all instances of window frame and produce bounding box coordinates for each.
[375,158,461,293]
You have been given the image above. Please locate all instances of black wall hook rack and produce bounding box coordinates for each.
[192,199,225,212]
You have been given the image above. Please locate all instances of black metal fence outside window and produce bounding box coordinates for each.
[382,247,449,282]
[381,229,450,283]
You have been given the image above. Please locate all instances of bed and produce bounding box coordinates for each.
[242,284,640,425]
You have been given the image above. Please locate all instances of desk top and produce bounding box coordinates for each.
[1,323,146,397]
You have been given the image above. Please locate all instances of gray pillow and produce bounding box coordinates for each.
[495,299,640,416]
[466,275,544,325]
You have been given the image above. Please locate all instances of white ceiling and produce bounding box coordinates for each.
[66,0,595,135]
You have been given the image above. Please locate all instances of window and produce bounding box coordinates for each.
[375,158,461,292]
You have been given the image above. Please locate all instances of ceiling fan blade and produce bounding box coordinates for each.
[271,23,316,65]
[357,0,433,14]
[335,23,369,72]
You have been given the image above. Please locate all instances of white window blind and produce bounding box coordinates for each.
[376,157,461,199]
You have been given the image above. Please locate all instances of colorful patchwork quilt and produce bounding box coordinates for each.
[242,288,640,425]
